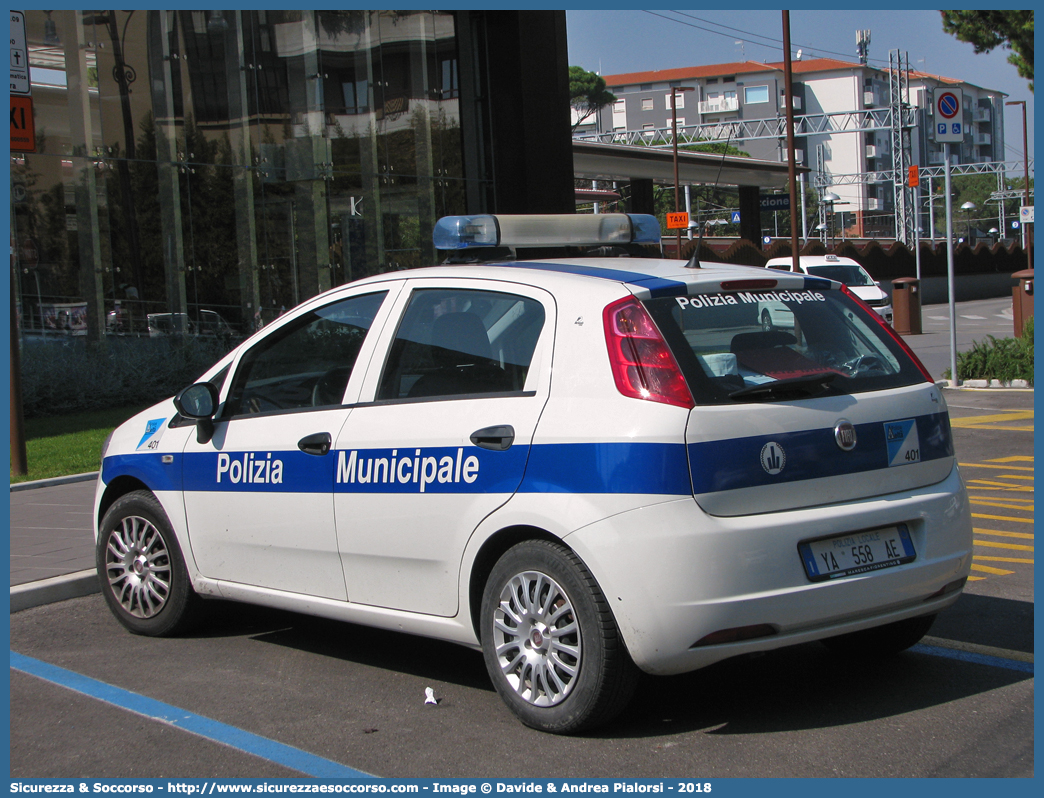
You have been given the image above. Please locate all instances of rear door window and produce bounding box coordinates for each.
[645,287,924,405]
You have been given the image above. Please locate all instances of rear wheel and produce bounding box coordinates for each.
[821,614,936,658]
[96,491,202,637]
[761,309,774,331]
[480,540,637,734]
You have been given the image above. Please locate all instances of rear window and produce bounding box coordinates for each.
[644,287,925,405]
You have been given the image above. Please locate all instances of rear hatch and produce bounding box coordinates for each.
[642,274,954,517]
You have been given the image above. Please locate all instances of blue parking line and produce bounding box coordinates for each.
[911,643,1034,673]
[10,651,375,778]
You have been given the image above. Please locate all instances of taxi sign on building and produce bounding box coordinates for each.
[933,89,963,143]
[907,165,919,187]
[666,211,689,230]
[10,95,35,152]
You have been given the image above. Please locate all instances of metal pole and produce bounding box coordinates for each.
[928,175,936,243]
[10,264,28,476]
[914,184,921,281]
[685,185,693,239]
[944,143,958,385]
[800,174,808,244]
[782,11,801,267]
[672,91,681,259]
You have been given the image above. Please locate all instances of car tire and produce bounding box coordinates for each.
[96,491,202,637]
[761,309,774,331]
[480,540,638,734]
[821,613,936,658]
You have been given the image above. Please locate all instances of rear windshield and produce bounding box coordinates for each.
[644,287,925,405]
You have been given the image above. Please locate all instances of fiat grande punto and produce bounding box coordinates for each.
[95,214,972,733]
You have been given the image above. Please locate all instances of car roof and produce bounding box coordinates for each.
[338,257,828,301]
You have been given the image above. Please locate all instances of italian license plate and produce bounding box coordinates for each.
[799,524,916,582]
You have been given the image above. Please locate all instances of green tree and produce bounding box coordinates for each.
[941,10,1034,90]
[569,66,616,132]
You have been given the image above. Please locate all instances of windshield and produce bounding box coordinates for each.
[805,263,874,287]
[644,287,923,405]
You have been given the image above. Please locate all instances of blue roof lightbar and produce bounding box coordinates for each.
[433,214,661,250]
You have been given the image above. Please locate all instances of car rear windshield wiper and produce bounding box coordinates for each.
[728,371,838,401]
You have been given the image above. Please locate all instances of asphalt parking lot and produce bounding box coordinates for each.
[8,385,1033,779]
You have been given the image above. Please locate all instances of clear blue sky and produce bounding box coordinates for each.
[566,9,1034,165]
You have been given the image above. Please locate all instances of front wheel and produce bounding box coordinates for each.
[821,613,936,658]
[480,540,638,734]
[96,491,202,637]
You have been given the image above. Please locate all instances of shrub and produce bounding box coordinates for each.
[955,316,1034,385]
[20,336,230,418]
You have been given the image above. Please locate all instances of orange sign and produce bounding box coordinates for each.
[11,96,35,153]
[907,165,919,188]
[666,211,689,230]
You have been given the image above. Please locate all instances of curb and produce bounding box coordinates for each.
[10,570,99,613]
[10,472,98,492]
[937,380,1033,390]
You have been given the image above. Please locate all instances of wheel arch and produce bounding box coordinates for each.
[97,475,152,528]
[467,524,559,640]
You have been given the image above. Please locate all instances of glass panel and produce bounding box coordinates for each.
[226,291,388,416]
[645,291,922,405]
[378,289,546,400]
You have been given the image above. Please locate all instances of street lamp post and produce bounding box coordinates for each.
[671,86,695,259]
[960,200,976,245]
[1005,100,1033,271]
[823,192,840,248]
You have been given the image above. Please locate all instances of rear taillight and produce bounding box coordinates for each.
[841,285,934,383]
[603,296,695,408]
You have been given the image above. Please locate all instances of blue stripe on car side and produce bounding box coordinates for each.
[103,412,951,497]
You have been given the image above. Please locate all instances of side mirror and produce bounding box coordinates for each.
[174,383,219,444]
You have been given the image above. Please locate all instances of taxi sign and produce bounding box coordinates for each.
[666,211,689,230]
[933,89,963,143]
[10,95,35,153]
[907,165,919,187]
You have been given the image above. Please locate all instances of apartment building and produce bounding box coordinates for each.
[584,57,1006,237]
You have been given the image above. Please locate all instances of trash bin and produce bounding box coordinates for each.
[1012,269,1034,338]
[891,277,922,335]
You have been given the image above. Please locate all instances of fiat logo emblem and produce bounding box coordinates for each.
[835,420,857,451]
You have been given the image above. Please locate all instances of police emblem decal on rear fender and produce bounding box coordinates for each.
[760,442,786,475]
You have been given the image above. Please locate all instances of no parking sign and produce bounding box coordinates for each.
[933,89,963,143]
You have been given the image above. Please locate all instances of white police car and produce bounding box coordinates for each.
[764,254,893,325]
[95,214,972,734]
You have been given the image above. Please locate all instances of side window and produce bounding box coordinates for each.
[378,288,546,401]
[224,292,387,417]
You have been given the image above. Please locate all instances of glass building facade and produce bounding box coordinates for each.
[11,10,572,340]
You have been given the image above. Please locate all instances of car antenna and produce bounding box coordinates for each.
[685,127,734,269]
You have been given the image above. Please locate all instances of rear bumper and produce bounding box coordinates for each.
[565,463,972,675]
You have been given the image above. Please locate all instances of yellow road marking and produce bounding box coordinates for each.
[986,456,1034,462]
[974,539,1034,552]
[970,563,1015,575]
[970,500,1034,511]
[952,425,1033,431]
[967,575,986,581]
[973,513,1034,524]
[973,528,1035,540]
[996,474,1035,481]
[967,479,1032,489]
[967,491,1034,498]
[974,555,1034,564]
[951,411,1034,424]
[958,463,1034,471]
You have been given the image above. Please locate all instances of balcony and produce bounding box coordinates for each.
[863,91,877,107]
[973,107,991,123]
[698,97,739,115]
[865,144,876,158]
[976,133,992,146]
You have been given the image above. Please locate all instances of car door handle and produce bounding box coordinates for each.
[298,432,332,456]
[470,425,515,451]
